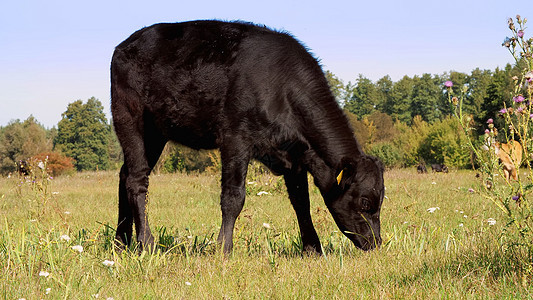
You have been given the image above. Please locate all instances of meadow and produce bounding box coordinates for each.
[1,167,531,299]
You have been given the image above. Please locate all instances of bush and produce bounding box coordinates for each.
[367,142,403,168]
[417,117,471,168]
[30,152,75,177]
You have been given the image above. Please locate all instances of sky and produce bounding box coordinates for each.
[1,0,532,128]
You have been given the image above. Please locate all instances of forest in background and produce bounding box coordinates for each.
[0,61,522,176]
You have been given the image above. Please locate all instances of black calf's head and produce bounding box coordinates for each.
[327,156,384,251]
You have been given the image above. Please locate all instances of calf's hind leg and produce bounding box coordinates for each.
[114,117,167,251]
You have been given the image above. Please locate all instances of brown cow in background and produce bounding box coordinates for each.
[495,140,523,181]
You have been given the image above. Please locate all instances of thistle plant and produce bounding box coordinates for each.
[447,15,533,277]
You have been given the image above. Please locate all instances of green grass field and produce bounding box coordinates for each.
[1,168,531,299]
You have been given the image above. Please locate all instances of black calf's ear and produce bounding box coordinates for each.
[336,158,356,189]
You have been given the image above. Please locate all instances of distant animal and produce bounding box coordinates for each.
[16,160,31,176]
[431,164,448,173]
[416,163,427,174]
[494,140,522,180]
[110,20,385,254]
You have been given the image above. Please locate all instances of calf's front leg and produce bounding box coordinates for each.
[217,145,250,254]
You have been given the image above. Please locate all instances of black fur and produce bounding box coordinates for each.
[111,20,385,254]
[416,163,427,174]
[431,164,448,173]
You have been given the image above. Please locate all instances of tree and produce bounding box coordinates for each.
[0,116,52,174]
[411,74,441,123]
[54,97,110,171]
[388,76,414,124]
[366,111,397,143]
[375,75,393,113]
[344,75,379,118]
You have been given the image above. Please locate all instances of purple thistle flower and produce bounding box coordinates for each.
[444,81,453,88]
[512,195,520,201]
[499,108,507,114]
[513,95,525,103]
[518,30,524,38]
[517,106,524,113]
[486,118,493,124]
[485,129,490,134]
[530,114,533,119]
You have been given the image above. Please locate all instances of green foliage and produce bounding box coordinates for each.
[54,97,110,171]
[155,143,214,174]
[0,116,52,175]
[390,116,430,166]
[418,117,471,168]
[367,142,402,168]
[344,75,379,118]
[411,74,442,123]
[385,75,415,123]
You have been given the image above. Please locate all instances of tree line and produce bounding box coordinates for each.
[0,62,521,176]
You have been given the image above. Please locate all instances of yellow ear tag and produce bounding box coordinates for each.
[336,170,344,185]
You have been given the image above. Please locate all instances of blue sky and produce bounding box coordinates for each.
[1,0,532,128]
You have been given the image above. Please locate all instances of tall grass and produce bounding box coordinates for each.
[1,168,531,298]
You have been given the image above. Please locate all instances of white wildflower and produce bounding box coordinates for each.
[487,218,496,226]
[71,245,83,253]
[64,211,71,215]
[431,182,437,185]
[39,270,50,277]
[52,192,59,195]
[262,223,271,229]
[426,207,440,213]
[37,161,45,170]
[102,260,114,267]
[185,281,192,286]
[459,223,464,227]
[256,191,270,196]
[60,234,71,242]
[247,181,256,185]
[464,215,468,218]
[45,288,51,294]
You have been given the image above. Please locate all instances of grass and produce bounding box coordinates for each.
[0,168,532,298]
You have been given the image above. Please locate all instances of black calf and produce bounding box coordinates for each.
[431,164,449,173]
[416,163,427,174]
[111,20,384,254]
